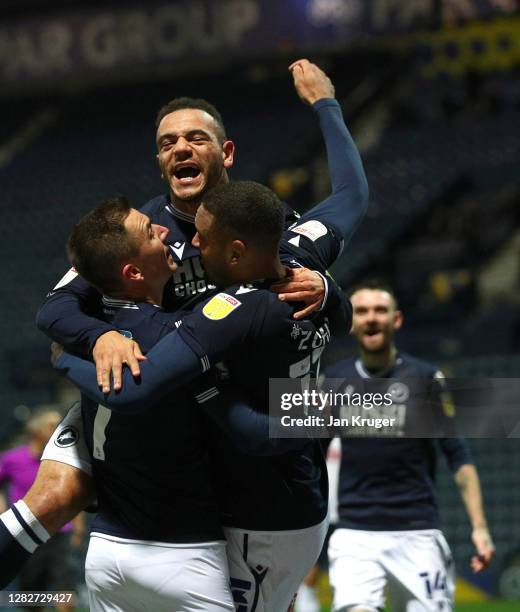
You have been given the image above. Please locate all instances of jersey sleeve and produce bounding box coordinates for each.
[428,368,459,436]
[53,329,204,413]
[303,99,369,248]
[278,99,369,272]
[438,438,474,472]
[281,220,343,274]
[429,368,473,469]
[176,290,267,364]
[53,290,268,413]
[36,269,114,357]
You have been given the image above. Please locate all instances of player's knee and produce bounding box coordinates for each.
[24,460,95,533]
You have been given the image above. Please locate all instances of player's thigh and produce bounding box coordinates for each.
[41,403,92,476]
[327,528,386,612]
[225,519,327,612]
[385,530,454,612]
[86,536,234,612]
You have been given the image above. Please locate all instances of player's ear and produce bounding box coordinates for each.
[394,309,403,331]
[229,239,246,264]
[122,263,143,282]
[222,140,235,169]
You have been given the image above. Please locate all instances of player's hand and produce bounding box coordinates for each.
[92,331,146,394]
[470,526,495,573]
[50,342,64,366]
[289,59,335,105]
[271,267,325,320]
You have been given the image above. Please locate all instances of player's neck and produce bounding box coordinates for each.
[110,283,164,308]
[360,344,397,374]
[170,196,200,217]
[254,256,286,284]
[170,172,230,217]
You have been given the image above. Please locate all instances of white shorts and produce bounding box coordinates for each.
[225,517,328,612]
[41,403,92,476]
[85,533,235,611]
[328,528,455,612]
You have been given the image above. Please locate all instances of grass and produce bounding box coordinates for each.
[318,604,520,612]
[454,605,520,612]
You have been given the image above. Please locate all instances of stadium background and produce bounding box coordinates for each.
[0,0,519,609]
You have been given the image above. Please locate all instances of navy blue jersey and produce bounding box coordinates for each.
[71,214,344,526]
[58,214,349,531]
[324,353,473,531]
[37,99,363,357]
[53,98,368,532]
[82,297,223,543]
[37,197,300,355]
[179,290,331,529]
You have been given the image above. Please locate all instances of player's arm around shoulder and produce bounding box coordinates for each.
[176,286,274,364]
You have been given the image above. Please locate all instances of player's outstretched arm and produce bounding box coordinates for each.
[454,463,495,572]
[440,438,495,572]
[289,59,369,246]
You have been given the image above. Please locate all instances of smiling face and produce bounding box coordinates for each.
[156,108,234,209]
[350,288,402,354]
[123,208,177,286]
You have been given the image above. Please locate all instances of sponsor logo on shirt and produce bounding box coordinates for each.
[202,293,241,320]
[291,220,328,242]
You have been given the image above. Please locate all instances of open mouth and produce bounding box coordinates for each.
[364,329,382,338]
[173,164,201,185]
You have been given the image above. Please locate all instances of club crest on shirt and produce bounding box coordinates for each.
[54,426,79,448]
[202,293,241,320]
[387,381,409,403]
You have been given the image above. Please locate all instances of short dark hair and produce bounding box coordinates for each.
[348,279,399,307]
[155,97,227,143]
[67,196,138,295]
[203,181,284,250]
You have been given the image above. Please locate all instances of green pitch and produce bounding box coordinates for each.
[454,605,520,612]
[319,604,520,612]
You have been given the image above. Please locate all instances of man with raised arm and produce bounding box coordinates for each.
[1,61,368,611]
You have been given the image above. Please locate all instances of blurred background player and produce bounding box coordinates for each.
[0,408,84,612]
[324,281,495,612]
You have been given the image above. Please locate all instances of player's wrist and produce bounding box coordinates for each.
[472,523,489,530]
[312,97,338,109]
